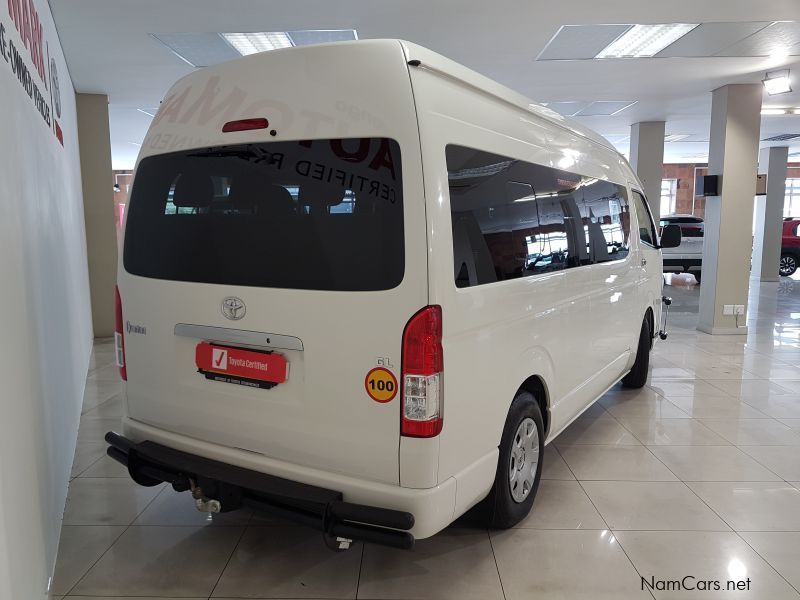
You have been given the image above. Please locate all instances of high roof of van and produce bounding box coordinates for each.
[397,40,615,151]
[140,39,621,166]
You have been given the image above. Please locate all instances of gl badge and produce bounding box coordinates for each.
[221,296,246,321]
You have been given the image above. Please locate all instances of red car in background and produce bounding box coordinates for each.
[781,218,800,276]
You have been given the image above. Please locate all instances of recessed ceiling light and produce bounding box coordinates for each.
[664,134,690,142]
[763,69,792,95]
[596,23,699,58]
[221,32,294,55]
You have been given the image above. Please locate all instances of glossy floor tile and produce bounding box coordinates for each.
[51,525,125,595]
[211,526,361,598]
[71,526,244,596]
[557,445,678,481]
[581,481,731,531]
[513,480,606,529]
[359,529,503,600]
[739,532,800,592]
[491,529,651,599]
[616,417,730,445]
[687,481,800,532]
[648,445,782,481]
[62,478,163,525]
[615,531,800,599]
[55,281,800,598]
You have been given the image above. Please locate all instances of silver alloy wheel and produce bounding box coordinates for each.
[508,417,540,503]
[780,255,797,277]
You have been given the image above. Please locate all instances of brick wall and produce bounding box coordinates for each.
[662,162,800,219]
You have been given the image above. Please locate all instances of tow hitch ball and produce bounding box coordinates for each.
[190,482,221,514]
[659,296,672,340]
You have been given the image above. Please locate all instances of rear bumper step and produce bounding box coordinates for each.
[105,431,415,550]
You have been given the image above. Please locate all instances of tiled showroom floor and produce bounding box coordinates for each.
[53,275,800,599]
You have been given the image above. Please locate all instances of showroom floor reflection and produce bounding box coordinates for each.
[53,276,800,599]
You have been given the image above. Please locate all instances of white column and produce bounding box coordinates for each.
[698,84,763,335]
[753,146,789,282]
[76,94,118,337]
[629,121,665,221]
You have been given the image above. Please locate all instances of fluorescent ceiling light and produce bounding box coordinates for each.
[220,30,359,57]
[222,32,294,55]
[761,108,789,115]
[664,134,690,142]
[137,108,156,118]
[596,23,699,58]
[763,70,792,95]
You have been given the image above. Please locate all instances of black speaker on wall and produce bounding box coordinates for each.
[695,174,720,197]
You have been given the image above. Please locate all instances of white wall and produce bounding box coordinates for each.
[0,0,92,597]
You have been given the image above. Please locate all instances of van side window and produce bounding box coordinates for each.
[578,180,630,263]
[446,145,631,287]
[632,191,657,247]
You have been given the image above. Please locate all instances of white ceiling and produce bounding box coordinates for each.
[48,0,800,169]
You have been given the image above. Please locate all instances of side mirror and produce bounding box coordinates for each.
[660,224,682,249]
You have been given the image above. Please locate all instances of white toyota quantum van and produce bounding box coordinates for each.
[107,39,681,550]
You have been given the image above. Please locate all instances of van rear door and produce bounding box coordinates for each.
[119,136,426,485]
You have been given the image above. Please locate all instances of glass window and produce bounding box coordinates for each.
[660,178,677,216]
[632,190,657,247]
[659,216,703,238]
[785,178,800,217]
[578,179,630,263]
[446,145,631,288]
[124,138,404,291]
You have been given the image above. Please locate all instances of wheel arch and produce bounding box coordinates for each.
[516,375,550,439]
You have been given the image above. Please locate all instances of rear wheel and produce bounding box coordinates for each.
[486,392,544,529]
[780,254,797,277]
[621,318,651,389]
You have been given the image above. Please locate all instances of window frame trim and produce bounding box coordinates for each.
[632,188,659,249]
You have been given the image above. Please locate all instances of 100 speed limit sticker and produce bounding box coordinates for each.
[364,367,398,403]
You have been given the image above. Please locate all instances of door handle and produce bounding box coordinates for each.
[641,258,647,266]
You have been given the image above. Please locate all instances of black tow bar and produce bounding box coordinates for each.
[105,431,415,550]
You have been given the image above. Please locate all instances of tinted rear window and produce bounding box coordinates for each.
[123,139,404,291]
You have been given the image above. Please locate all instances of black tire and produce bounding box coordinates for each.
[694,271,702,283]
[780,254,798,277]
[486,392,544,529]
[621,318,650,389]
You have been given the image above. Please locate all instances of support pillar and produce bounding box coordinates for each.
[629,121,666,221]
[76,94,118,337]
[697,84,762,335]
[753,146,789,282]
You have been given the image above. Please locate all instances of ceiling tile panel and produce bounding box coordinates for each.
[537,24,631,60]
[715,21,800,57]
[150,32,240,67]
[655,22,771,57]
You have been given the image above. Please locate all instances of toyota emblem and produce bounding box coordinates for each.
[221,296,246,320]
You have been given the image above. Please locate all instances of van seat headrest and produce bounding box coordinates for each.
[298,181,346,211]
[259,185,296,218]
[172,173,214,208]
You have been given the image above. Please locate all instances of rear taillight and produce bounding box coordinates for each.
[114,286,127,381]
[401,306,443,437]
